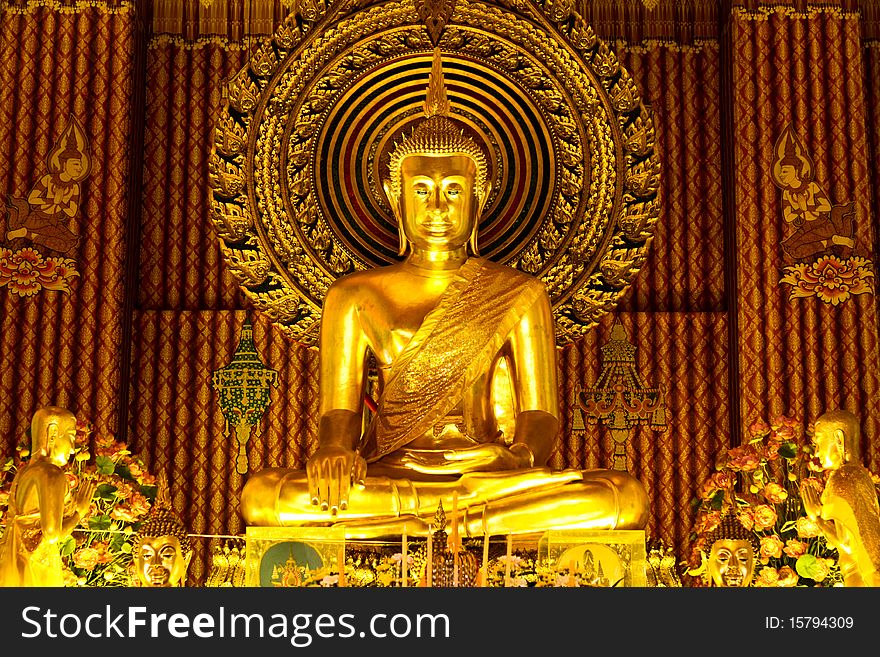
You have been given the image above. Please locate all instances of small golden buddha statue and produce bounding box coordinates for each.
[241,48,648,539]
[705,514,757,587]
[801,409,880,587]
[0,406,96,587]
[131,474,192,587]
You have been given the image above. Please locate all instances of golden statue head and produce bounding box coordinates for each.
[132,474,192,587]
[30,406,77,467]
[813,409,860,470]
[383,48,491,257]
[706,514,757,587]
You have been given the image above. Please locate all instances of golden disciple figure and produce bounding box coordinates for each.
[131,475,193,587]
[241,50,649,538]
[0,406,96,587]
[801,410,880,587]
[705,514,757,587]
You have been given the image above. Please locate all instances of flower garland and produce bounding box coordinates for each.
[688,415,880,587]
[0,419,156,586]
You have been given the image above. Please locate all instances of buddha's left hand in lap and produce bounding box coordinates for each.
[399,443,529,475]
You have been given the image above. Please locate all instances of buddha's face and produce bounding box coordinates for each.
[136,535,185,587]
[813,422,845,469]
[708,539,754,587]
[396,154,481,252]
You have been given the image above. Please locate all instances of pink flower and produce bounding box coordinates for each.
[783,539,808,558]
[748,419,771,436]
[796,517,820,539]
[737,509,755,531]
[762,483,788,504]
[759,535,784,562]
[777,566,799,587]
[754,566,779,587]
[73,547,100,570]
[752,505,778,531]
[694,511,721,535]
[726,445,762,472]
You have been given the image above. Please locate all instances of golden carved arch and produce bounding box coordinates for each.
[209,0,660,347]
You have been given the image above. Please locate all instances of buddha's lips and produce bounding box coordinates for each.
[422,218,453,232]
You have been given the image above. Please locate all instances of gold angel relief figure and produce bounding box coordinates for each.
[772,124,874,306]
[1,116,90,296]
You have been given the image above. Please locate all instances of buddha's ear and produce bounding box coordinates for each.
[477,182,491,215]
[383,181,399,217]
[383,181,407,257]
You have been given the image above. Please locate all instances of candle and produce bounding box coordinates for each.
[504,534,512,587]
[426,524,433,587]
[402,526,408,588]
[451,492,460,587]
[481,529,490,587]
[337,546,346,588]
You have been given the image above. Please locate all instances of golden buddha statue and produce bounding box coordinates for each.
[0,406,96,587]
[801,409,880,587]
[131,474,192,587]
[241,49,649,539]
[705,514,757,587]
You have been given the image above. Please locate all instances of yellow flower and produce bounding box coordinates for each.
[777,566,798,587]
[796,516,820,538]
[762,482,788,504]
[783,539,808,558]
[759,535,784,562]
[753,504,778,530]
[755,566,779,587]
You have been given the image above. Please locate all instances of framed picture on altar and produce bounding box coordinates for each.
[537,529,647,587]
[244,526,345,587]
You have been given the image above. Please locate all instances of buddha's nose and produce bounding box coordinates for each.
[428,187,448,212]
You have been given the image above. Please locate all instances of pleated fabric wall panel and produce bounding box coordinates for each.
[615,42,725,313]
[0,3,135,451]
[730,5,880,471]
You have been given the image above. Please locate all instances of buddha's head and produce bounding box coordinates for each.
[706,514,757,587]
[132,475,192,587]
[383,49,490,257]
[813,409,860,470]
[30,406,77,467]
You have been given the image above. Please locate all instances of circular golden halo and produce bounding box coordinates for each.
[210,0,660,348]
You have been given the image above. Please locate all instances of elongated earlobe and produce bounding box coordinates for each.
[468,223,479,256]
[383,180,408,256]
[469,183,491,256]
[397,215,408,256]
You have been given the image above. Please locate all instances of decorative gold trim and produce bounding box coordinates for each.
[147,34,257,50]
[731,5,861,21]
[0,0,133,14]
[613,38,720,54]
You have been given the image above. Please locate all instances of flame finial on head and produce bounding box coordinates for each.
[385,48,489,201]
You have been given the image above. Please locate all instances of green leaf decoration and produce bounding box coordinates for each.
[88,514,112,531]
[60,536,77,557]
[709,489,725,510]
[779,442,798,459]
[96,483,118,500]
[795,553,819,579]
[140,484,158,501]
[115,464,133,481]
[96,455,115,475]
